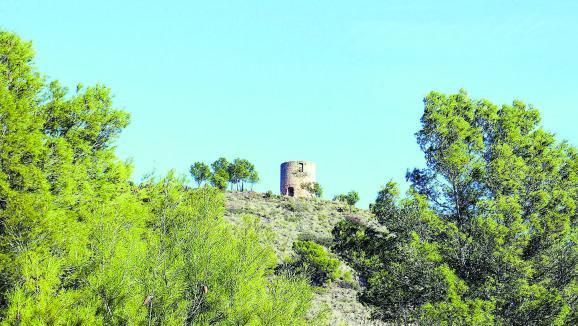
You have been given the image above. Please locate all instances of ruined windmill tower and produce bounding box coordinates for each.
[280,161,317,197]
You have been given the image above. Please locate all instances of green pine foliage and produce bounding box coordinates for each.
[189,162,211,186]
[290,241,342,286]
[0,31,314,325]
[333,90,578,325]
[193,157,259,191]
[4,28,577,325]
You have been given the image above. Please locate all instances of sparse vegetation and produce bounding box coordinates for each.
[224,191,384,325]
[334,191,360,212]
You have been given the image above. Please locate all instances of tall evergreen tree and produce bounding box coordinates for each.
[334,90,578,325]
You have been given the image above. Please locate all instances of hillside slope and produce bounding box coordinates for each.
[224,192,386,326]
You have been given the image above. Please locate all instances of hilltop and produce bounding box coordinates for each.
[224,191,386,326]
[3,28,578,325]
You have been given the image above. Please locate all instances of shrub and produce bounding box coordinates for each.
[292,240,342,286]
[284,201,299,212]
[333,191,359,212]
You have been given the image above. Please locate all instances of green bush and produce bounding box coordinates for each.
[333,191,359,212]
[0,31,316,325]
[342,271,354,285]
[292,240,342,286]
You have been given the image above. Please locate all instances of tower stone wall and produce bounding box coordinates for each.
[280,161,317,197]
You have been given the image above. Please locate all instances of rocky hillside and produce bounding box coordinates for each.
[224,192,386,326]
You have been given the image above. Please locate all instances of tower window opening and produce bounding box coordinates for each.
[288,187,295,197]
[299,163,304,172]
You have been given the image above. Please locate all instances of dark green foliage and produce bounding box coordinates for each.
[210,157,230,190]
[209,168,229,190]
[0,31,314,325]
[228,158,252,191]
[334,90,578,325]
[189,161,211,186]
[290,241,342,286]
[201,157,259,191]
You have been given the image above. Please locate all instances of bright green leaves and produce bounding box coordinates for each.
[42,81,130,153]
[136,175,311,325]
[494,101,541,144]
[0,31,42,98]
[0,33,50,313]
[0,31,314,325]
[290,240,342,286]
[419,90,484,180]
[258,275,315,326]
[487,143,528,195]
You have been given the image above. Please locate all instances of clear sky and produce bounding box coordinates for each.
[2,0,577,207]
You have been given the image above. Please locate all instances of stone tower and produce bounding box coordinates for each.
[280,161,317,197]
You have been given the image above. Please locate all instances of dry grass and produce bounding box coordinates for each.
[224,191,386,326]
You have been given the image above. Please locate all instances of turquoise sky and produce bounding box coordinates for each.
[2,0,577,207]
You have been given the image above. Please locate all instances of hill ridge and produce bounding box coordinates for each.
[224,191,386,325]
